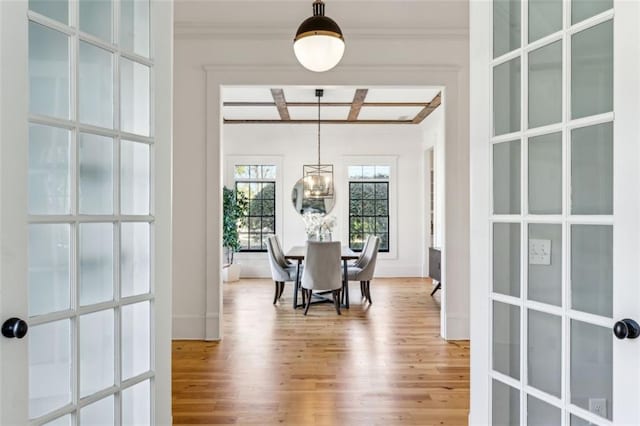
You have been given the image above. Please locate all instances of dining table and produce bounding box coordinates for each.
[285,245,359,310]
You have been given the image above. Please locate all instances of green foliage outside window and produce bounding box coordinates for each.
[349,181,389,252]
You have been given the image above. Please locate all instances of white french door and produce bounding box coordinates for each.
[471,0,640,424]
[0,0,172,424]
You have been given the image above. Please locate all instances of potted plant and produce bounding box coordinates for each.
[222,186,248,282]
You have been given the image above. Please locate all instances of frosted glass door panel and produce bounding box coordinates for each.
[493,223,521,297]
[28,124,70,215]
[44,414,72,426]
[121,140,150,215]
[527,395,560,425]
[120,0,150,57]
[28,320,71,418]
[528,310,561,396]
[493,301,520,380]
[528,224,562,306]
[79,42,113,128]
[571,122,613,215]
[27,0,156,420]
[29,0,68,24]
[570,415,592,426]
[120,58,150,136]
[80,395,114,426]
[29,22,69,119]
[29,224,71,316]
[528,132,562,214]
[493,140,521,214]
[121,223,150,297]
[493,0,520,58]
[571,320,612,420]
[571,225,613,317]
[79,223,114,306]
[572,0,612,24]
[492,379,520,425]
[122,380,151,426]
[79,133,114,215]
[121,301,150,380]
[528,41,562,129]
[79,0,112,42]
[571,21,613,119]
[528,0,561,42]
[493,58,521,136]
[80,310,114,397]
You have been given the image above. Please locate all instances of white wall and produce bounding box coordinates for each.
[172,0,469,340]
[224,123,428,278]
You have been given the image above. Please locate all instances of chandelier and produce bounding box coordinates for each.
[303,89,334,198]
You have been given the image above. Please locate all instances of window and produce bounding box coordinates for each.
[348,165,390,252]
[234,165,276,252]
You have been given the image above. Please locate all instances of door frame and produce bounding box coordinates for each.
[0,1,173,424]
[203,65,469,341]
[469,0,640,424]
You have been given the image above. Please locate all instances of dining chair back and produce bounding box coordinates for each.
[266,236,299,305]
[301,241,342,315]
[353,234,375,268]
[345,236,380,304]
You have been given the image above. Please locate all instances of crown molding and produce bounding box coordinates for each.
[174,22,469,40]
[202,63,462,73]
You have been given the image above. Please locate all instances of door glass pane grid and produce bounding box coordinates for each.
[491,1,614,425]
[28,1,154,424]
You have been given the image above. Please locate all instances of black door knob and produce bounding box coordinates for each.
[2,317,28,339]
[613,319,640,340]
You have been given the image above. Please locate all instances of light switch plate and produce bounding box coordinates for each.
[589,398,607,418]
[529,239,551,265]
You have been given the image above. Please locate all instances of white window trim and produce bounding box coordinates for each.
[342,155,398,260]
[224,155,283,259]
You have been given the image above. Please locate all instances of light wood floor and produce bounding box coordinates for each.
[172,278,470,425]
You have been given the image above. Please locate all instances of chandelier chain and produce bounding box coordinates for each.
[317,92,321,166]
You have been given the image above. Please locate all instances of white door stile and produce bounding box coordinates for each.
[0,0,29,423]
[150,0,173,423]
[612,0,640,424]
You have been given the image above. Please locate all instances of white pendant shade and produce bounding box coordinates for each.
[294,35,345,72]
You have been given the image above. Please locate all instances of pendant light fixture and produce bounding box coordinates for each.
[293,0,345,72]
[303,89,334,198]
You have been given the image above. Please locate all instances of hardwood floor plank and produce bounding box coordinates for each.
[172,278,470,425]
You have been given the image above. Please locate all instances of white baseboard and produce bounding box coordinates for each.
[172,313,222,340]
[205,312,221,341]
[443,314,470,340]
[172,314,205,340]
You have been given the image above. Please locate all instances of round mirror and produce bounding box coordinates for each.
[291,178,335,215]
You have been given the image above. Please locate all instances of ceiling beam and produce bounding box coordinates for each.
[348,89,368,121]
[223,119,414,125]
[223,101,432,107]
[270,89,291,121]
[412,92,442,124]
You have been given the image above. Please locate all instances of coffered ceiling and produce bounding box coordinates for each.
[222,86,442,124]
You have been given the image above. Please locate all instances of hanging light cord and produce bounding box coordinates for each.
[317,93,321,166]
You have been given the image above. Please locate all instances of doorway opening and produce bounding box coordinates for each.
[218,84,446,326]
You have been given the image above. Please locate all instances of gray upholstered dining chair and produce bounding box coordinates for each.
[301,241,342,315]
[266,235,299,305]
[350,234,375,267]
[345,236,380,304]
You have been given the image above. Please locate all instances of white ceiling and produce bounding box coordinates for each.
[222,86,441,122]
